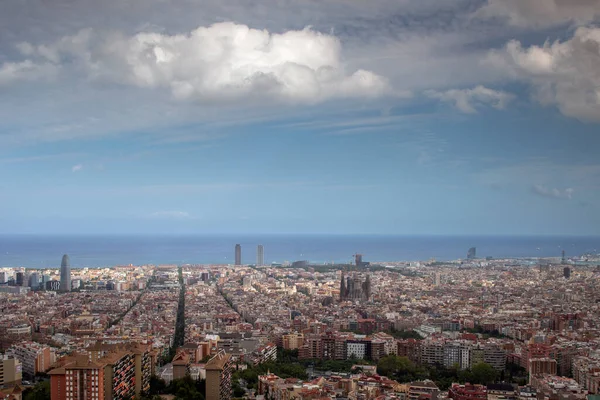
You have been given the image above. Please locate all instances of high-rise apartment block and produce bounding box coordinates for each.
[15,272,24,286]
[234,244,241,266]
[49,342,154,400]
[0,355,22,387]
[206,350,232,400]
[257,245,264,266]
[7,342,55,377]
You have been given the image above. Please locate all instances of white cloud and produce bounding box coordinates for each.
[0,60,57,85]
[149,210,194,219]
[425,85,514,113]
[486,27,600,122]
[10,22,389,103]
[475,0,600,28]
[532,184,574,200]
[71,164,83,172]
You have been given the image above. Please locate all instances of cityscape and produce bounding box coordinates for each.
[1,243,600,400]
[2,0,600,400]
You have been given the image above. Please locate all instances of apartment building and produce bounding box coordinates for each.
[449,383,487,400]
[408,380,439,400]
[49,342,154,400]
[49,355,106,400]
[282,333,304,350]
[8,342,54,377]
[0,356,22,388]
[206,351,232,400]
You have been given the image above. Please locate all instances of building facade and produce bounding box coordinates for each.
[60,254,71,292]
[234,245,241,266]
[206,351,232,400]
[257,245,264,266]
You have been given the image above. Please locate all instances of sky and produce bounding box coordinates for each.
[1,0,600,236]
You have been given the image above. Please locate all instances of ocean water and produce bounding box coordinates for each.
[0,234,599,268]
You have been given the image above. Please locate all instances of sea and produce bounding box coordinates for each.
[0,234,599,268]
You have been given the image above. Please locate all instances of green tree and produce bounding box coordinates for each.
[149,375,167,395]
[377,355,416,377]
[23,381,51,400]
[471,363,498,384]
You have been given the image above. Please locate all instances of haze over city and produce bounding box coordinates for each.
[1,0,599,235]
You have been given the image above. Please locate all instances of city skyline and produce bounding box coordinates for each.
[0,1,599,236]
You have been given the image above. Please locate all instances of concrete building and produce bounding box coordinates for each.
[449,383,487,400]
[409,380,440,400]
[346,340,370,360]
[8,342,54,378]
[172,352,191,380]
[234,245,241,266]
[15,273,24,287]
[206,351,232,400]
[257,245,264,266]
[529,358,558,380]
[49,355,106,400]
[282,333,304,350]
[60,254,71,292]
[50,342,154,400]
[0,356,22,388]
[28,273,39,290]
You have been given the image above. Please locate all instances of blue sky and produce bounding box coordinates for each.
[1,0,599,235]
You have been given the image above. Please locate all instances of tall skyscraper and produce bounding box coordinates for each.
[15,272,24,286]
[564,267,571,279]
[206,350,232,400]
[467,247,477,259]
[234,244,241,266]
[257,245,264,266]
[60,254,71,292]
[28,272,40,289]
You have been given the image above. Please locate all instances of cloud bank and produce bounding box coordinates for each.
[7,22,389,103]
[532,184,574,200]
[476,0,600,28]
[71,164,83,172]
[487,27,600,122]
[425,85,513,113]
[150,211,194,219]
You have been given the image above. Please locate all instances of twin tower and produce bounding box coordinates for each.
[234,244,264,266]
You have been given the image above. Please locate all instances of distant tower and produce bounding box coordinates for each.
[363,274,372,301]
[563,267,571,279]
[346,275,355,300]
[355,254,363,267]
[234,244,241,266]
[15,272,24,286]
[339,271,346,301]
[257,245,264,266]
[60,254,71,292]
[467,247,477,260]
[28,272,40,289]
[561,250,566,264]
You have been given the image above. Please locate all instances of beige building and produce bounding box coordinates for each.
[0,356,22,387]
[282,333,304,350]
[206,351,232,400]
